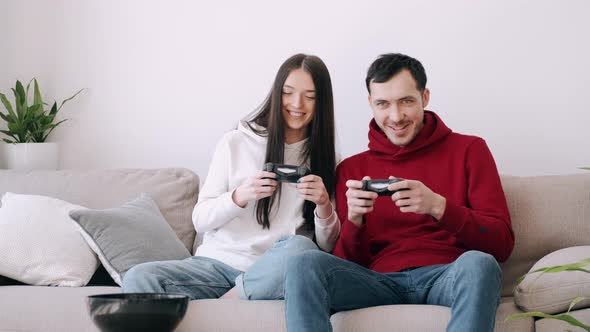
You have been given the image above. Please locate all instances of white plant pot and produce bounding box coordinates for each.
[2,143,59,170]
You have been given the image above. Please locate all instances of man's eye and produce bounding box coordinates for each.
[402,99,413,104]
[306,96,315,100]
[282,92,292,95]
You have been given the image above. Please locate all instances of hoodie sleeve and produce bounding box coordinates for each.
[192,134,246,234]
[436,138,515,262]
[332,163,373,267]
[313,204,341,252]
[311,146,343,252]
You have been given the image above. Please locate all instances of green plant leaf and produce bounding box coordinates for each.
[33,78,43,107]
[48,101,58,116]
[40,119,68,142]
[506,312,590,331]
[25,78,35,104]
[15,80,26,100]
[568,297,590,313]
[515,258,590,286]
[581,167,590,171]
[0,129,18,140]
[0,110,14,123]
[28,103,42,114]
[7,122,20,132]
[2,138,16,144]
[57,88,84,112]
[15,81,27,115]
[12,87,24,121]
[0,92,16,119]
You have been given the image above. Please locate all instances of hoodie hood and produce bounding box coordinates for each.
[237,120,267,144]
[237,119,309,149]
[368,110,451,160]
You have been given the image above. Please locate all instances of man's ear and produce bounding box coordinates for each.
[422,88,430,108]
[368,94,372,106]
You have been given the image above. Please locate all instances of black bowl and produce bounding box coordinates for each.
[87,293,189,332]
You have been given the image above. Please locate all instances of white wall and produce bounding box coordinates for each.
[1,0,589,181]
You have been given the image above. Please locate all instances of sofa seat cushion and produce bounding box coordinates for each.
[535,307,590,332]
[0,285,120,332]
[176,299,286,332]
[175,297,530,332]
[514,246,590,314]
[330,297,532,332]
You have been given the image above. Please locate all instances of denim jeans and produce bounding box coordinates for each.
[122,235,318,300]
[284,250,502,332]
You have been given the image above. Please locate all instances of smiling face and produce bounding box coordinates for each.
[369,69,430,147]
[281,68,316,143]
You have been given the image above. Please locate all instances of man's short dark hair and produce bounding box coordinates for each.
[365,53,427,93]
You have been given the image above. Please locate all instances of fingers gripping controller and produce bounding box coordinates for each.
[263,163,310,183]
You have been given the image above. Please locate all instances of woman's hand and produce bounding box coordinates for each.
[232,171,277,208]
[296,175,332,218]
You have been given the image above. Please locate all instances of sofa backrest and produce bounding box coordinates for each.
[2,168,587,296]
[0,168,199,253]
[499,173,590,296]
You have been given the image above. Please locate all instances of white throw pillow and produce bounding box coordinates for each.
[0,192,99,286]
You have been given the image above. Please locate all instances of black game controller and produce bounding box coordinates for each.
[361,178,406,196]
[263,163,310,183]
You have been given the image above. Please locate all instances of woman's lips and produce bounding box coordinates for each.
[287,110,305,118]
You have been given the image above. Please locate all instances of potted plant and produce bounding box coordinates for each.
[0,79,82,170]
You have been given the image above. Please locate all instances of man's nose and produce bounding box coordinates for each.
[388,105,405,123]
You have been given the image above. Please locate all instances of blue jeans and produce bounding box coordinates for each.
[284,250,502,332]
[122,235,318,300]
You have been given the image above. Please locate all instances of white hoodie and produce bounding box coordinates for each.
[192,121,340,272]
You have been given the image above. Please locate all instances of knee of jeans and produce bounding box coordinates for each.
[122,262,161,290]
[455,251,502,284]
[286,250,329,278]
[284,235,318,252]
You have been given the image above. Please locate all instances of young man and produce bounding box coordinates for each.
[284,53,514,332]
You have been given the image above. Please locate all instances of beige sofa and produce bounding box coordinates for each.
[0,168,588,332]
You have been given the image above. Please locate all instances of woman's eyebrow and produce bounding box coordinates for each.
[283,84,315,93]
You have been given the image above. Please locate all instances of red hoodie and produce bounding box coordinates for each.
[333,111,514,273]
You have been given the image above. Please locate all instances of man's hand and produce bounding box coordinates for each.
[297,175,332,219]
[387,176,447,220]
[232,171,277,208]
[345,176,378,227]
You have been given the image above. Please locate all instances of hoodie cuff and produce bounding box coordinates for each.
[314,206,335,225]
[340,217,366,244]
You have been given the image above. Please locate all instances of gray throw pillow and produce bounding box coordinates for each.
[69,193,191,285]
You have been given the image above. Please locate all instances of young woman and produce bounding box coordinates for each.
[123,54,340,300]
